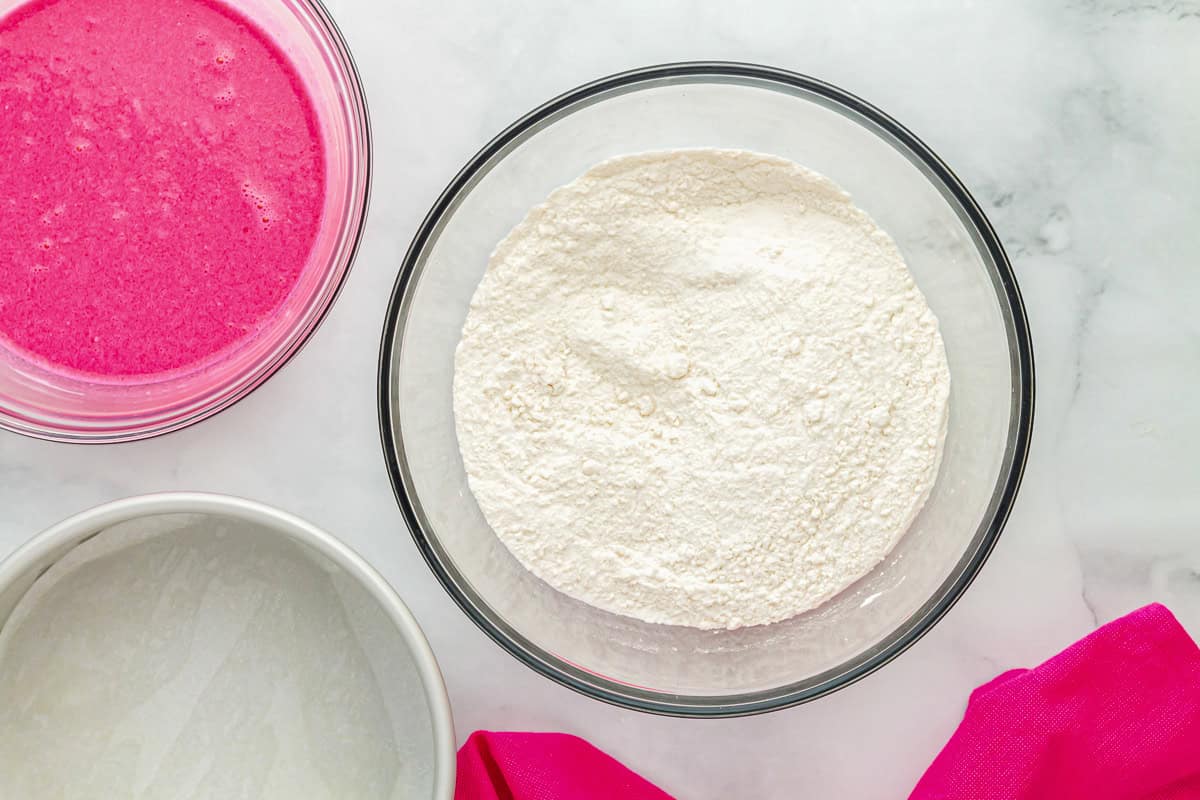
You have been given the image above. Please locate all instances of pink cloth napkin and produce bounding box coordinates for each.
[456,730,675,800]
[911,603,1200,799]
[455,604,1200,800]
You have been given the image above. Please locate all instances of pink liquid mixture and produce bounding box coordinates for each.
[0,0,325,378]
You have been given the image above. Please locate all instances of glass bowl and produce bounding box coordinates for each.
[0,0,370,443]
[379,62,1034,717]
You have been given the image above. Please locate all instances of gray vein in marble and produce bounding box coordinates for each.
[1072,0,1200,20]
[1065,274,1111,408]
[1057,270,1111,631]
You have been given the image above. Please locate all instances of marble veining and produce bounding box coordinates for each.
[1,1,1197,797]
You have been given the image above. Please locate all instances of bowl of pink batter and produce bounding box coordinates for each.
[0,0,370,441]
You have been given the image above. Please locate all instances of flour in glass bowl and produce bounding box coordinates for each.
[453,149,950,630]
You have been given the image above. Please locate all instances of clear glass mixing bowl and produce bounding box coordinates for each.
[0,0,370,442]
[379,62,1034,717]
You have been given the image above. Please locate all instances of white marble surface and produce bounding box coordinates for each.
[2,1,1199,797]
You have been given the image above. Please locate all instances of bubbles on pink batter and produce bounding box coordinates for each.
[39,205,65,226]
[240,180,276,228]
[0,0,327,377]
[213,41,235,67]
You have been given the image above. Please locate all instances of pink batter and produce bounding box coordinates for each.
[0,0,325,377]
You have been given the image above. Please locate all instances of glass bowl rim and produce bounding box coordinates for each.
[378,60,1035,718]
[0,0,372,444]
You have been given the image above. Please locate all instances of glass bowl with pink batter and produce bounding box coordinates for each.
[0,0,370,441]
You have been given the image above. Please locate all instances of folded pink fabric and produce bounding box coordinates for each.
[455,604,1199,800]
[456,730,675,800]
[911,603,1200,799]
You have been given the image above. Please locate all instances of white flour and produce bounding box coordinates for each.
[453,149,950,630]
